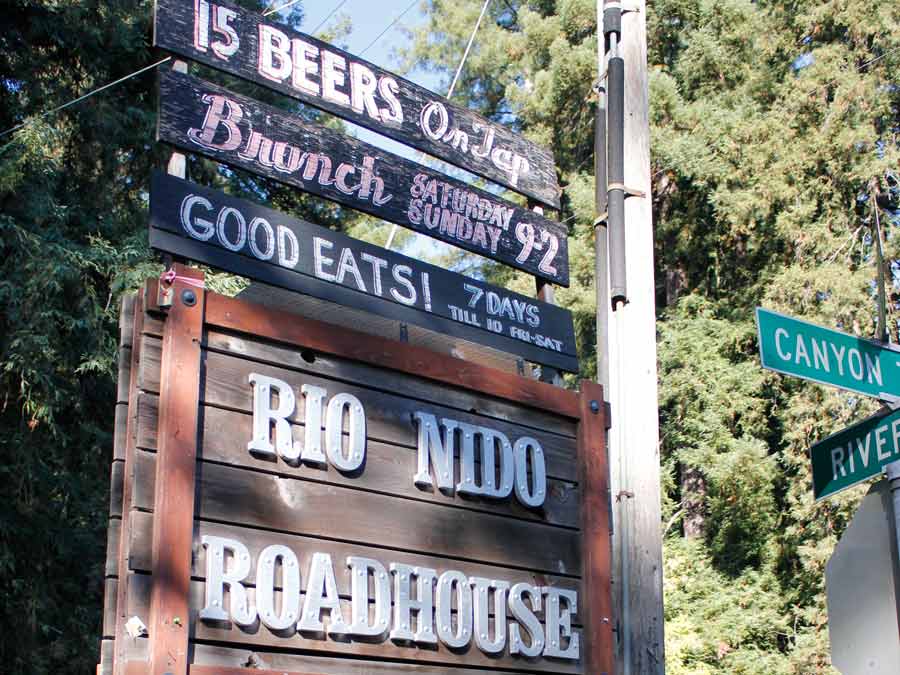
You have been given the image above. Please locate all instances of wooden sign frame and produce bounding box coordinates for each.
[153,0,562,209]
[99,264,613,675]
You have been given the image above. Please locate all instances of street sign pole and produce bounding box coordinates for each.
[873,197,900,580]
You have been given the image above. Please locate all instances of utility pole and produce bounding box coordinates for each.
[595,1,665,673]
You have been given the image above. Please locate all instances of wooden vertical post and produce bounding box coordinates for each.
[112,295,146,675]
[606,1,665,672]
[530,201,564,385]
[146,264,205,675]
[579,380,616,675]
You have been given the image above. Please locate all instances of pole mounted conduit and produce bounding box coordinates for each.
[604,1,627,310]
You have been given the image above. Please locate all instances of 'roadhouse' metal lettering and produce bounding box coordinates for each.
[199,534,579,660]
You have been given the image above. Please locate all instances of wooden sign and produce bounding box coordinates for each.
[153,0,562,209]
[97,268,614,675]
[149,171,579,372]
[157,70,570,287]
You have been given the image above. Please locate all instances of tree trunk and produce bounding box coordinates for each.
[681,464,706,539]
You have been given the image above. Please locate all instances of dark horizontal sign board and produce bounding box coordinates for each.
[149,171,579,372]
[153,0,562,209]
[157,70,570,287]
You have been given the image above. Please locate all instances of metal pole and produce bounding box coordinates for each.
[873,195,900,570]
[595,18,610,393]
[605,7,627,309]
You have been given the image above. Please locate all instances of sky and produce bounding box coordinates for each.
[270,0,489,262]
[280,0,440,93]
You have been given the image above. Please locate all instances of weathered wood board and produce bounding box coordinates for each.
[99,273,613,675]
[134,395,581,527]
[134,334,580,482]
[122,572,584,673]
[153,0,562,209]
[150,171,578,370]
[126,511,581,600]
[157,70,571,286]
[130,449,581,575]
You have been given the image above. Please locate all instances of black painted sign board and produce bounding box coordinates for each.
[157,69,570,286]
[153,0,562,209]
[149,171,579,372]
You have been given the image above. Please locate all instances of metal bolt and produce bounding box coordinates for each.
[182,288,197,306]
[590,400,600,414]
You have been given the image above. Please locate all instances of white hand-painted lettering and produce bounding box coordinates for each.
[200,533,579,661]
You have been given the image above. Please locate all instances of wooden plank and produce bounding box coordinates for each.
[114,403,128,461]
[106,638,574,675]
[110,461,124,518]
[142,313,166,339]
[117,346,132,405]
[147,265,206,675]
[126,574,584,673]
[157,70,570,287]
[203,326,575,438]
[106,518,121,578]
[131,450,581,576]
[114,293,147,675]
[104,578,118,639]
[190,642,552,675]
[134,395,580,527]
[98,639,114,675]
[137,338,579,482]
[152,0,561,209]
[577,382,615,675]
[120,294,136,348]
[205,292,581,420]
[128,512,579,599]
[190,667,332,675]
[150,172,578,371]
[236,282,531,377]
[145,327,574,440]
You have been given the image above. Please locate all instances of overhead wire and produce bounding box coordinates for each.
[384,0,493,250]
[359,0,420,56]
[262,0,303,16]
[447,0,491,99]
[310,0,350,35]
[811,43,900,97]
[0,56,172,140]
[0,0,353,142]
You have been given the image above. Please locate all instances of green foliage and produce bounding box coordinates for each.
[664,538,793,675]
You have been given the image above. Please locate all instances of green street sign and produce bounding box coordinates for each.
[756,307,900,399]
[811,408,900,500]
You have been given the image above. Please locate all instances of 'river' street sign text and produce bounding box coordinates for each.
[810,408,900,500]
[756,307,900,400]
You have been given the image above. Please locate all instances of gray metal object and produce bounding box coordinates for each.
[607,55,626,309]
[435,571,473,647]
[826,480,900,674]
